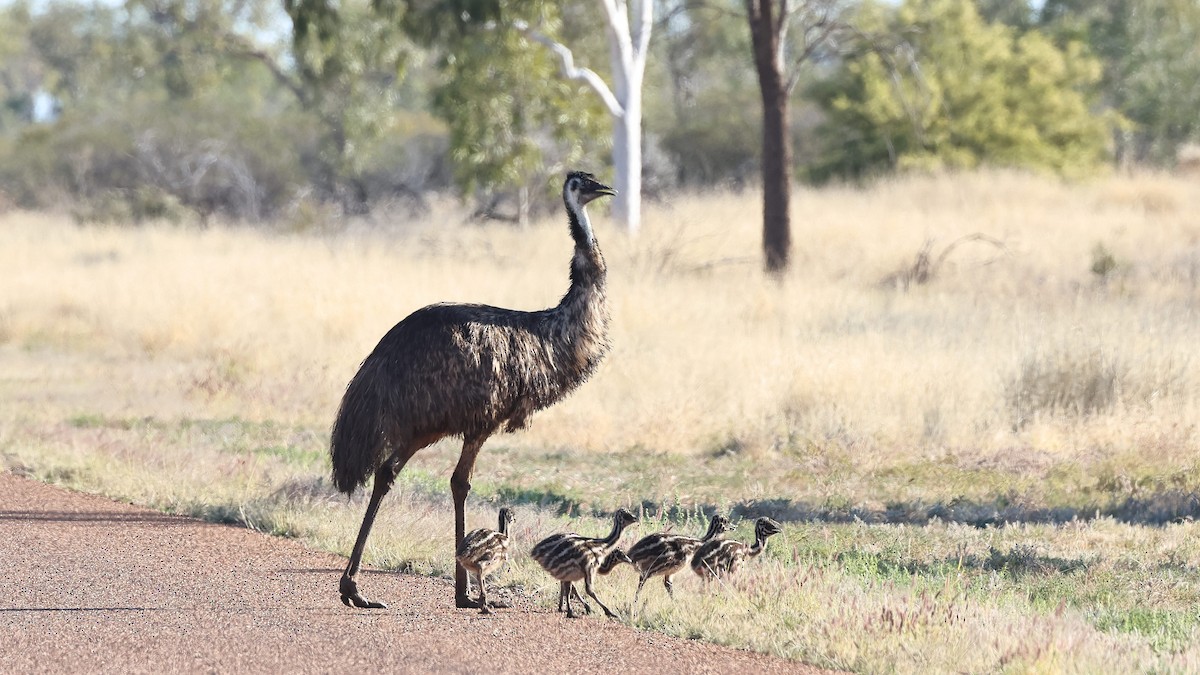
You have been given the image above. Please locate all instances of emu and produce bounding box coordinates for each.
[628,513,732,604]
[691,517,783,581]
[530,508,638,619]
[330,171,615,609]
[556,548,634,616]
[455,507,515,614]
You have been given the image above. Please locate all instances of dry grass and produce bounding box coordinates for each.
[3,169,1200,672]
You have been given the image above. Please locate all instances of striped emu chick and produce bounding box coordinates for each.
[690,517,783,581]
[558,549,633,615]
[628,514,733,603]
[530,508,638,618]
[455,507,515,614]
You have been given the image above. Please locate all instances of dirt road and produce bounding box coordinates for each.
[0,471,819,673]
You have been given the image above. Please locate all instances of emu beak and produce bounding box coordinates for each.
[580,180,616,205]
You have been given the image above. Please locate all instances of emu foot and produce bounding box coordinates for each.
[455,595,482,609]
[340,575,387,609]
[456,595,510,610]
[565,601,593,617]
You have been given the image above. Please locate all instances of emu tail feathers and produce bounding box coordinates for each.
[329,372,389,495]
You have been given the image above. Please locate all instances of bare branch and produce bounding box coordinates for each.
[511,19,624,117]
[223,34,309,106]
[784,16,839,93]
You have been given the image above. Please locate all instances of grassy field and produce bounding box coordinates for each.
[2,170,1199,672]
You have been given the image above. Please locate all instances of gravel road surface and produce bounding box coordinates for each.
[0,471,822,674]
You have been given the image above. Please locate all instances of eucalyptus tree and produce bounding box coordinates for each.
[744,0,851,274]
[422,4,606,225]
[394,0,650,232]
[509,0,653,233]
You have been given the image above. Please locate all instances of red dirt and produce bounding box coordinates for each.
[0,471,825,673]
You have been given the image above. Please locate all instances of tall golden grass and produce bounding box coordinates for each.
[4,171,1199,462]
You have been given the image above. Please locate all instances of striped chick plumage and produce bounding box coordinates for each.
[455,507,514,614]
[628,514,732,602]
[691,517,782,581]
[530,508,638,618]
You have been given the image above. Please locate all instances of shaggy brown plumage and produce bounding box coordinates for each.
[330,172,615,610]
[455,507,514,614]
[691,517,783,581]
[530,509,638,618]
[628,514,732,604]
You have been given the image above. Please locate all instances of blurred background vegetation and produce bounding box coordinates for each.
[0,0,1197,227]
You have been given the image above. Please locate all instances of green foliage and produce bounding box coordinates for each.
[811,0,1109,181]
[652,1,760,186]
[1040,0,1200,164]
[0,95,311,222]
[0,0,436,222]
[430,5,605,210]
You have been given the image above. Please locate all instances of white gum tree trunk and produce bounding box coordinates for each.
[514,0,651,234]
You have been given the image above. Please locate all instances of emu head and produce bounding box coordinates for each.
[498,507,515,533]
[599,548,634,575]
[707,514,734,538]
[612,508,639,533]
[563,171,616,208]
[755,517,783,541]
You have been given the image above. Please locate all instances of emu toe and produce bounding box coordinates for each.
[340,576,387,609]
[456,595,483,609]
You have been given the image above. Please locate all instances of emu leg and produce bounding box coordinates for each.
[557,581,569,612]
[474,572,491,615]
[633,575,647,607]
[339,462,400,609]
[568,584,593,614]
[451,434,488,609]
[663,574,675,598]
[582,572,618,619]
[564,582,581,618]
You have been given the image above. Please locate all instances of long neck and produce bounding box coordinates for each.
[598,552,626,575]
[562,207,607,310]
[548,198,609,381]
[566,191,595,249]
[748,534,770,558]
[601,516,627,547]
[700,518,724,542]
[564,192,607,302]
[498,512,509,536]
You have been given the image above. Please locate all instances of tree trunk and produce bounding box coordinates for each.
[746,0,792,275]
[610,96,642,234]
[602,0,647,236]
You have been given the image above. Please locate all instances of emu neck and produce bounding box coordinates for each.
[567,196,596,249]
[701,519,723,542]
[553,203,609,369]
[598,552,625,575]
[498,513,509,536]
[749,535,770,558]
[564,203,606,301]
[602,518,628,547]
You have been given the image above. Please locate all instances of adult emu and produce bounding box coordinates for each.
[331,171,615,609]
